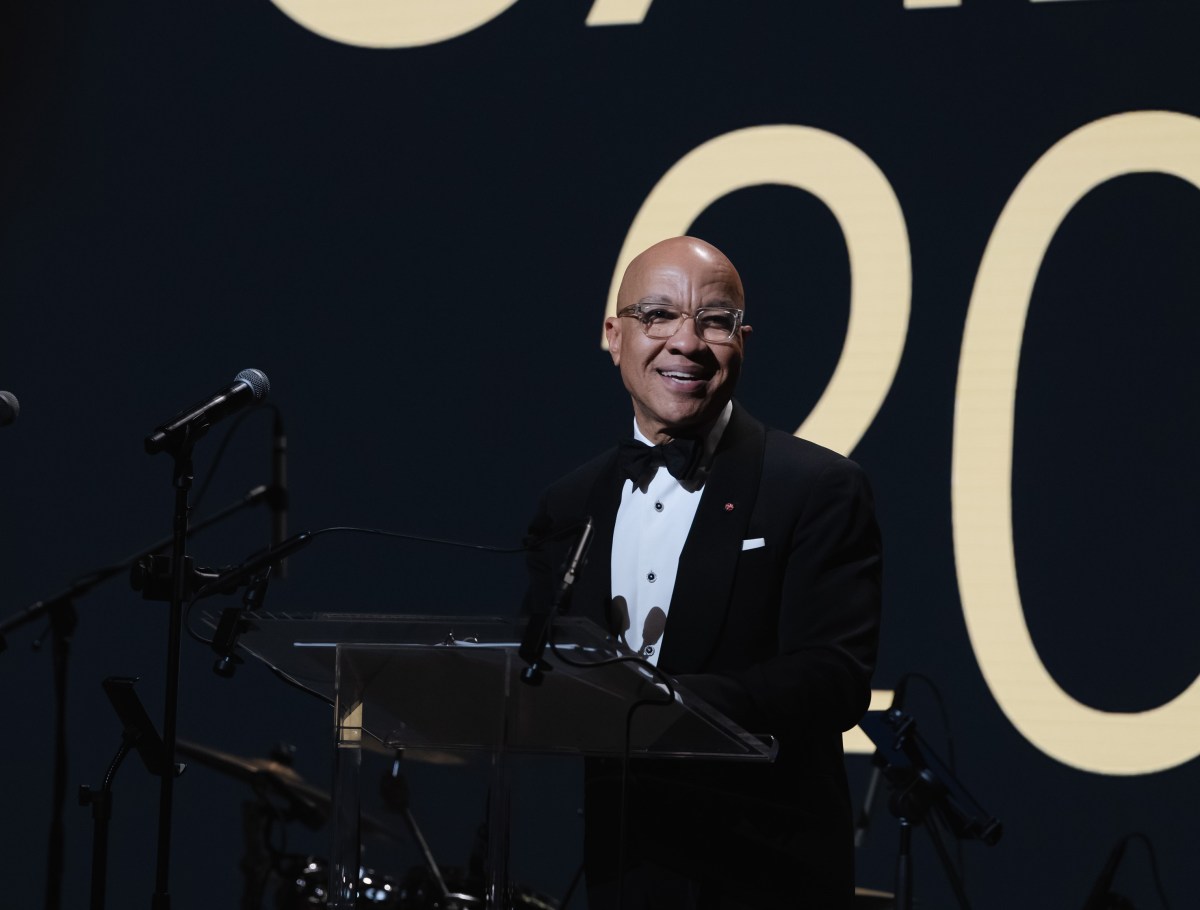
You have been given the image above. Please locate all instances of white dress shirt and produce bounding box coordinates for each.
[609,401,732,665]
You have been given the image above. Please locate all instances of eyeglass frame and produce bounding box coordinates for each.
[616,302,746,345]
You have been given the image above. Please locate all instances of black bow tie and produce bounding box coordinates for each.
[617,437,703,483]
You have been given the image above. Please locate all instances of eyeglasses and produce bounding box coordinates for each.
[617,303,744,344]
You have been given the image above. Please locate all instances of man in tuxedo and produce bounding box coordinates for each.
[524,236,881,908]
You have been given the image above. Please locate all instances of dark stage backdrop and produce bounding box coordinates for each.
[2,1,1199,907]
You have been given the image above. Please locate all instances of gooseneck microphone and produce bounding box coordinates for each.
[0,391,19,427]
[144,369,270,455]
[193,531,316,600]
[519,517,595,683]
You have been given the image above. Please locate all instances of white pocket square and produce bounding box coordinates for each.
[741,537,765,551]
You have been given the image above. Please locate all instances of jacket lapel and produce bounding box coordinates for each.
[662,404,765,671]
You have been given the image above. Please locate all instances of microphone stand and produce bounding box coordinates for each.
[860,708,1002,910]
[0,484,269,910]
[150,429,195,910]
[44,595,76,910]
[0,484,270,652]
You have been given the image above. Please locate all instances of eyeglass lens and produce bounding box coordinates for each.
[638,307,739,342]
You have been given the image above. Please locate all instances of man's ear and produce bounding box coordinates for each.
[604,316,622,365]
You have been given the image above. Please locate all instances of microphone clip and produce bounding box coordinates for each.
[130,555,240,603]
[210,568,271,678]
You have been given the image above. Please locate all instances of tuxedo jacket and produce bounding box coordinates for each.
[524,403,882,902]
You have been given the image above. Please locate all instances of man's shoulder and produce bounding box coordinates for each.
[764,427,855,470]
[732,405,862,480]
[541,446,617,501]
[757,427,875,522]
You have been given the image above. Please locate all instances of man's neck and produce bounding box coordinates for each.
[631,400,734,483]
[633,401,733,446]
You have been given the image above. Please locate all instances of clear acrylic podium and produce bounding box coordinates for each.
[232,612,775,909]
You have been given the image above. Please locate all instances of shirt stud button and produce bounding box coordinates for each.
[643,645,654,656]
[647,572,656,582]
[654,501,664,512]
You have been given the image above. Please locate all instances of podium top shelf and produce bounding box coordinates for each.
[228,611,775,763]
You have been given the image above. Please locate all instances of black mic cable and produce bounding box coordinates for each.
[268,410,288,579]
[182,524,538,645]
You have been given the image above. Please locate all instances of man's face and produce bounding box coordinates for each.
[604,238,750,444]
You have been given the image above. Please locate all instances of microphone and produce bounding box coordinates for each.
[268,411,289,578]
[554,515,594,609]
[519,517,594,681]
[193,531,316,600]
[145,369,270,455]
[0,391,19,428]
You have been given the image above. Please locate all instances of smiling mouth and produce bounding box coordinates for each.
[657,369,709,384]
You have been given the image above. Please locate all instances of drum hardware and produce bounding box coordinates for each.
[379,750,479,910]
[177,737,402,908]
[177,738,560,909]
[275,857,402,908]
[376,751,559,910]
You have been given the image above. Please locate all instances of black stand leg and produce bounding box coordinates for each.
[926,812,973,910]
[86,787,113,910]
[892,807,974,910]
[379,752,456,905]
[238,799,275,910]
[894,817,912,910]
[44,597,77,910]
[152,444,194,909]
[80,737,136,910]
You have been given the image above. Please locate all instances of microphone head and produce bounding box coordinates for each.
[235,369,270,401]
[0,390,19,427]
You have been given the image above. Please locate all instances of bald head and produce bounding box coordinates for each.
[616,236,745,312]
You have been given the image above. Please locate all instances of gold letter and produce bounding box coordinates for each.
[954,111,1200,775]
[586,0,655,26]
[271,0,521,48]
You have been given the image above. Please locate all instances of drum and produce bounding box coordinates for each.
[274,856,402,908]
[273,858,558,910]
[392,866,558,910]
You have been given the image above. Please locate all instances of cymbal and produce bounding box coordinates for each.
[178,738,311,790]
[177,738,397,838]
[360,734,470,767]
[854,886,895,908]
